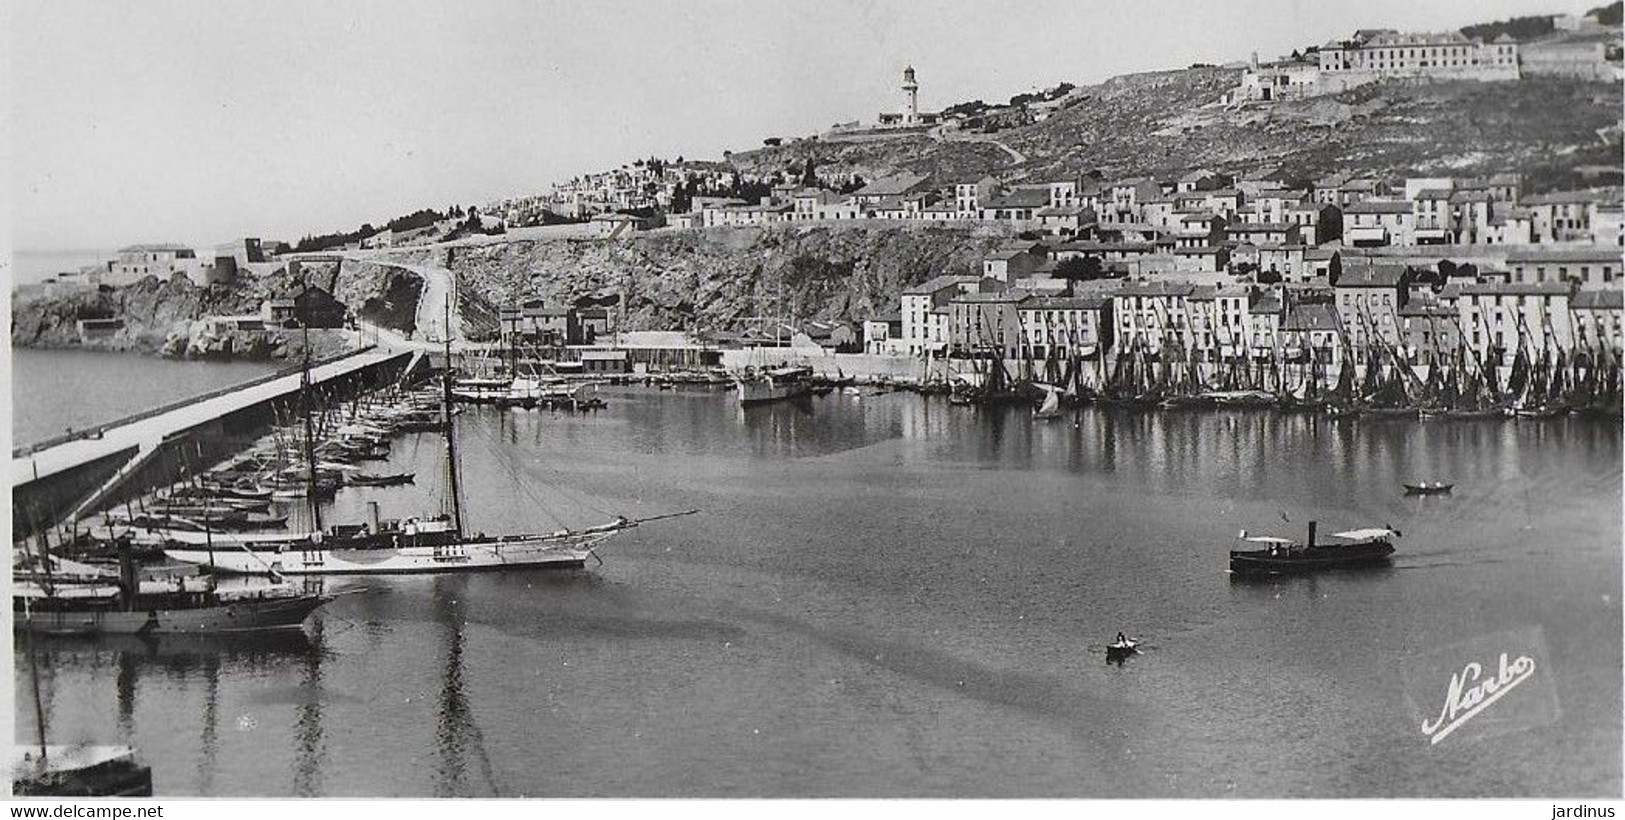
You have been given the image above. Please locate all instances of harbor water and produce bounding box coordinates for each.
[12,354,1623,797]
[10,349,282,448]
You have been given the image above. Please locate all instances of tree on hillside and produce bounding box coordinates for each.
[1055,256,1105,281]
[671,181,694,214]
[1460,14,1555,42]
[800,157,818,188]
[1591,1,1623,25]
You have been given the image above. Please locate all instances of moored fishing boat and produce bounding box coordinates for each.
[735,364,814,406]
[11,745,153,797]
[1403,481,1454,495]
[13,545,329,636]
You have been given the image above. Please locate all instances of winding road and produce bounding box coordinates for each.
[931,123,1027,166]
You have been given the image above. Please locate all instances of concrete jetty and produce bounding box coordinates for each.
[12,348,415,536]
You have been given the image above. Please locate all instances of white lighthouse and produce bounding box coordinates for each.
[901,65,920,124]
[875,64,937,129]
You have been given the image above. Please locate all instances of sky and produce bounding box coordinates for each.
[8,0,1599,251]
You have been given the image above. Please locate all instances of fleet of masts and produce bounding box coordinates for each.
[946,302,1623,419]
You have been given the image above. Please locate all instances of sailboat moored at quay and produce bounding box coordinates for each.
[161,302,694,576]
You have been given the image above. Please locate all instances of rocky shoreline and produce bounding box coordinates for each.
[14,224,1012,358]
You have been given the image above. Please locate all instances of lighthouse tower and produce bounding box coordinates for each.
[901,65,919,125]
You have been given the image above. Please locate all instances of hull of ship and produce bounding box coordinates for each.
[12,747,153,797]
[15,595,328,636]
[737,380,812,406]
[1229,543,1395,576]
[165,536,597,576]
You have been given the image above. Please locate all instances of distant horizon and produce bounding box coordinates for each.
[11,0,1600,250]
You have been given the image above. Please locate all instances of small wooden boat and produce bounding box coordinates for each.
[1106,636,1139,659]
[347,471,416,487]
[1403,481,1453,495]
[1105,634,1139,666]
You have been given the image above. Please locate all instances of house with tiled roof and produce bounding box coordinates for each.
[1343,199,1415,247]
[1506,247,1623,288]
[1334,264,1408,355]
[851,172,932,206]
[1456,281,1576,364]
[901,274,979,356]
[1572,287,1625,354]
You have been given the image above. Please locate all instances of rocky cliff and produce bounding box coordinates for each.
[415,224,1015,335]
[13,224,1016,354]
[14,270,355,360]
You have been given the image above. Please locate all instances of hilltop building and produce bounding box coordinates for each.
[1227,28,1521,103]
[877,66,942,128]
[1317,29,1521,90]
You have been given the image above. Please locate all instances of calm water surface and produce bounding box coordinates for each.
[10,349,282,447]
[13,369,1623,797]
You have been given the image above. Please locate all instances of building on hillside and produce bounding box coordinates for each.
[1523,190,1610,243]
[1246,290,1286,355]
[877,65,943,127]
[1178,169,1235,192]
[1035,204,1093,237]
[983,244,1051,281]
[1520,28,1624,80]
[214,238,265,266]
[1571,288,1625,355]
[261,287,347,329]
[1286,203,1341,245]
[1316,30,1520,93]
[1506,247,1621,288]
[1399,293,1462,359]
[1105,179,1164,225]
[1342,200,1415,247]
[1228,54,1322,103]
[901,274,979,356]
[1592,203,1624,246]
[107,244,197,287]
[1016,295,1113,360]
[851,172,932,207]
[863,309,905,355]
[1111,281,1196,355]
[1185,285,1253,360]
[951,176,1000,219]
[1334,264,1408,357]
[591,212,654,238]
[980,187,1052,228]
[1279,302,1344,365]
[503,300,581,346]
[949,291,1031,358]
[1456,281,1575,365]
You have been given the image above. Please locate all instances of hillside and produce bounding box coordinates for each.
[386,224,1016,338]
[731,68,1622,191]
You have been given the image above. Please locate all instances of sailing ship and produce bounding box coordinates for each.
[1032,384,1065,420]
[164,300,693,575]
[14,537,328,636]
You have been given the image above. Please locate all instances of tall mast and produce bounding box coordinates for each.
[442,300,465,537]
[299,282,323,533]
